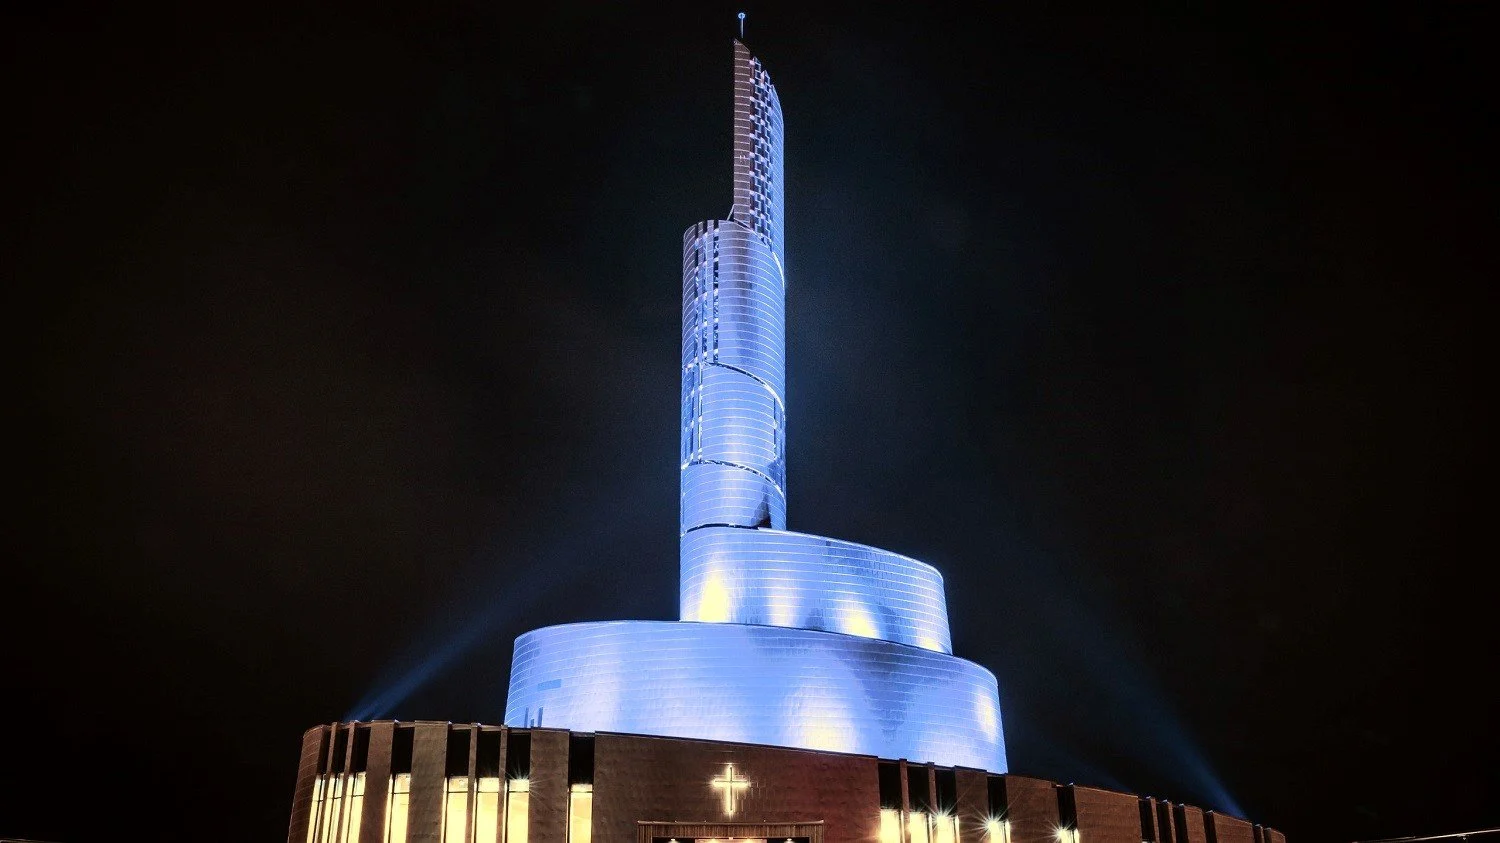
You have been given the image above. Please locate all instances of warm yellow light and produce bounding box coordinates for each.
[505,787,530,843]
[341,773,365,843]
[698,574,732,622]
[879,808,903,843]
[710,763,750,815]
[386,774,411,843]
[443,776,469,843]
[839,600,879,639]
[976,690,1000,742]
[306,777,324,843]
[934,812,958,843]
[320,775,342,843]
[475,777,501,843]
[909,811,932,843]
[568,786,593,843]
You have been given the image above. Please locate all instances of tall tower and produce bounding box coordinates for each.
[504,40,1007,772]
[680,41,788,534]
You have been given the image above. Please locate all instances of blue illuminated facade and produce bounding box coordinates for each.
[504,40,1007,772]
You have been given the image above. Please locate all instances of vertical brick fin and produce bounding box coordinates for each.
[954,768,989,832]
[464,727,479,843]
[1069,784,1142,843]
[1142,797,1161,843]
[1207,812,1257,843]
[360,723,394,843]
[998,775,1062,843]
[1178,804,1209,843]
[286,726,328,843]
[408,723,448,842]
[529,729,570,843]
[1158,801,1178,843]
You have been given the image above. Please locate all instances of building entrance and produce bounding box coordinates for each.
[650,838,811,843]
[638,821,823,843]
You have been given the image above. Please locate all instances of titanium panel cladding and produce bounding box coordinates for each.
[504,39,1008,773]
[680,527,952,653]
[505,621,1004,770]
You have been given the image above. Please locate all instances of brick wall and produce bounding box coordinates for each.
[285,722,1283,843]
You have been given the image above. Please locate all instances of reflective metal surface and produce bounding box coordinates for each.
[504,40,1007,773]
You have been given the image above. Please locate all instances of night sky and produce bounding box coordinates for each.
[7,2,1491,841]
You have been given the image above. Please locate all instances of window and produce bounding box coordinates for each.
[305,776,325,843]
[909,811,931,843]
[475,777,502,843]
[385,773,410,843]
[505,777,530,843]
[320,775,343,843]
[879,808,902,843]
[568,784,593,843]
[444,776,469,843]
[342,773,365,843]
[934,813,959,843]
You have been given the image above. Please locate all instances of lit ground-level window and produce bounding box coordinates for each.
[342,773,365,843]
[568,783,593,843]
[909,811,931,843]
[306,776,325,843]
[879,808,902,843]
[934,813,958,843]
[474,777,501,842]
[318,775,344,843]
[385,773,411,843]
[304,773,368,842]
[443,776,469,843]
[506,777,530,843]
[987,818,1013,843]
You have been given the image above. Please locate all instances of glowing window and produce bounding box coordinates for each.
[879,808,903,843]
[322,775,343,843]
[506,778,530,843]
[568,783,593,843]
[385,773,410,843]
[306,776,325,843]
[909,811,932,843]
[342,773,365,843]
[934,814,958,843]
[444,776,470,843]
[475,777,501,843]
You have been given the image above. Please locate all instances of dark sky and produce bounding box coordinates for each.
[6,2,1491,841]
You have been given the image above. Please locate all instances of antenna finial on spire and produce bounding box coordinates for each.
[737,12,746,40]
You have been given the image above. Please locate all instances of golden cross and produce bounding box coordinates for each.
[711,763,750,815]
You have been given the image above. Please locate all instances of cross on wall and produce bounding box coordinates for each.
[711,763,750,815]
